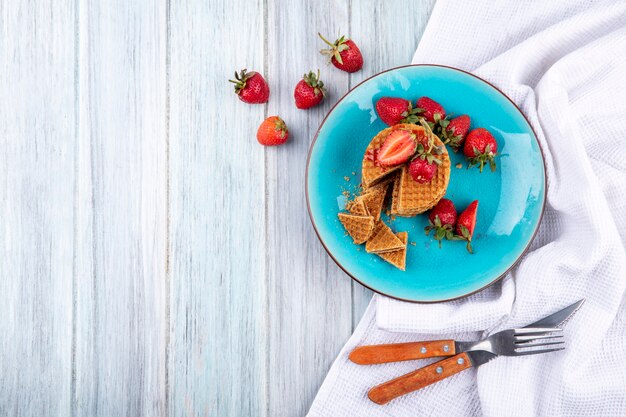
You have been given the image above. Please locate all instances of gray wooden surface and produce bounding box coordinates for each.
[0,0,435,415]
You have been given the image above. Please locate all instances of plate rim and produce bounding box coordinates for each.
[305,64,547,303]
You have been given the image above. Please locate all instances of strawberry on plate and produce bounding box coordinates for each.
[318,33,363,73]
[424,199,457,248]
[416,96,446,124]
[375,97,421,126]
[257,116,289,146]
[463,128,497,172]
[440,115,470,150]
[229,69,270,104]
[294,70,326,109]
[408,133,444,183]
[456,200,478,253]
[376,129,417,167]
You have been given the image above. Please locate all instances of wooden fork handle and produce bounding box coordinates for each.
[368,352,472,405]
[349,340,456,364]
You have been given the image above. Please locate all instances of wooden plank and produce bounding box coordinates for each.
[0,1,75,415]
[73,1,168,415]
[167,0,267,416]
[349,0,438,326]
[264,1,354,416]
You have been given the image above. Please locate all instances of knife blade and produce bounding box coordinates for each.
[525,299,585,328]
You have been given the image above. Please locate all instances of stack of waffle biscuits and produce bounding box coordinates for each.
[337,123,450,270]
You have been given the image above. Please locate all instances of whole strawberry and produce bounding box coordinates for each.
[463,128,497,172]
[376,129,417,167]
[257,116,289,146]
[407,124,444,183]
[440,115,470,150]
[424,198,457,248]
[294,70,326,109]
[416,96,446,124]
[319,33,363,73]
[375,97,421,126]
[229,69,269,104]
[456,200,478,253]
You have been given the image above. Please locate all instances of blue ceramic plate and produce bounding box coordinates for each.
[306,65,546,302]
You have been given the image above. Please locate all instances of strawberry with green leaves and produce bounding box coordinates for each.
[257,116,289,146]
[229,69,270,104]
[408,131,444,183]
[424,199,457,248]
[319,33,363,73]
[440,115,470,150]
[463,128,497,172]
[376,129,417,167]
[456,200,478,253]
[375,97,421,126]
[294,70,326,109]
[416,96,446,124]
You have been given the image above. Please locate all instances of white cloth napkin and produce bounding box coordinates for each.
[307,1,626,416]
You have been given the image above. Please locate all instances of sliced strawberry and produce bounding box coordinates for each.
[456,200,478,253]
[424,199,457,248]
[376,129,417,167]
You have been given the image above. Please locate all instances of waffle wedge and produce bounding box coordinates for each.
[346,198,369,216]
[377,232,408,270]
[338,213,375,244]
[362,124,426,189]
[365,220,405,254]
[355,182,389,221]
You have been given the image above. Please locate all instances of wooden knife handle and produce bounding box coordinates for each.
[368,352,472,405]
[349,340,456,364]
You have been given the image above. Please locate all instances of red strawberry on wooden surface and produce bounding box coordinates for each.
[424,198,457,248]
[257,116,289,146]
[294,70,326,109]
[463,128,497,172]
[416,96,446,123]
[376,129,417,167]
[229,69,269,104]
[456,200,478,253]
[440,115,470,150]
[319,33,363,73]
[375,97,421,126]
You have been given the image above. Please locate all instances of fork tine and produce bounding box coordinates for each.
[512,347,565,356]
[514,327,562,335]
[515,334,564,343]
[516,341,565,350]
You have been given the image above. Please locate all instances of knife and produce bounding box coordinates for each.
[349,299,585,365]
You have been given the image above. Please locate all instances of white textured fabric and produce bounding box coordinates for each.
[307,1,626,416]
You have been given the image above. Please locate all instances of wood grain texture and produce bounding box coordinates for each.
[0,1,435,415]
[265,1,356,416]
[167,0,268,416]
[0,1,75,415]
[349,0,438,327]
[349,339,456,364]
[368,352,472,404]
[73,0,168,416]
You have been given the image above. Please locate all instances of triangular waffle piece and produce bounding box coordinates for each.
[361,124,425,188]
[359,182,389,221]
[346,198,369,216]
[338,213,375,244]
[377,232,408,270]
[390,137,451,217]
[365,221,405,254]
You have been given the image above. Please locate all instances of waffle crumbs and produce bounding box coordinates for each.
[456,163,463,169]
[410,242,417,246]
[344,176,350,181]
